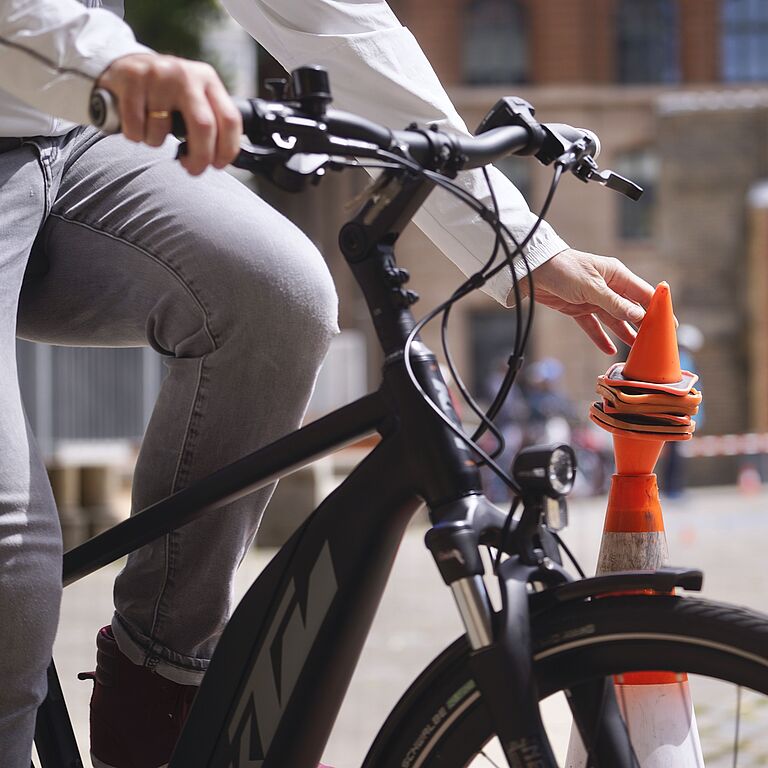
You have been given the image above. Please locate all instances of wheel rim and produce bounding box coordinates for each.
[367,599,768,768]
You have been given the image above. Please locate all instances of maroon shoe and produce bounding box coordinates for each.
[81,626,198,768]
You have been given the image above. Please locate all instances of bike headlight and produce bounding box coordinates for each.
[512,443,577,499]
[548,446,576,495]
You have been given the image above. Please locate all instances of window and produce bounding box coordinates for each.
[463,0,528,85]
[722,0,768,82]
[617,0,679,84]
[614,149,658,240]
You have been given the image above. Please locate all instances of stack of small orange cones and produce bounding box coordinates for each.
[566,282,705,766]
[590,281,701,453]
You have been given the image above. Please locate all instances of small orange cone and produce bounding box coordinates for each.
[567,283,704,766]
[623,282,681,384]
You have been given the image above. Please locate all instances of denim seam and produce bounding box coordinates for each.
[146,354,208,643]
[172,359,209,493]
[170,355,207,494]
[60,126,108,174]
[145,533,171,656]
[149,531,181,644]
[46,212,221,351]
[22,140,53,226]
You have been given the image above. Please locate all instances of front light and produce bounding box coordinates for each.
[512,443,577,498]
[548,446,576,495]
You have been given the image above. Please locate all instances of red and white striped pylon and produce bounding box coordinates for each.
[566,678,703,767]
[565,472,704,767]
[567,283,706,765]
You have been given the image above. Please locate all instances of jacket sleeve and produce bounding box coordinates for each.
[220,0,569,305]
[0,0,150,125]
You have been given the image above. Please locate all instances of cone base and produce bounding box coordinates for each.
[597,473,669,573]
[603,474,665,534]
[566,680,704,768]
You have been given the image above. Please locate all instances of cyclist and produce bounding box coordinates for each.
[0,1,655,766]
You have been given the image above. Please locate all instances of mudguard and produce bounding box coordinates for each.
[531,566,703,613]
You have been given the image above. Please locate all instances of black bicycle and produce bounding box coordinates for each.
[34,67,768,768]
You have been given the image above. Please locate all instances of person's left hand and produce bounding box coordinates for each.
[523,248,655,354]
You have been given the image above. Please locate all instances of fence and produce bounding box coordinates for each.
[17,330,368,466]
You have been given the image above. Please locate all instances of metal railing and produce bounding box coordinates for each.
[17,330,368,466]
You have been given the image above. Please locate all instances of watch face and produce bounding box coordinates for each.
[548,447,575,495]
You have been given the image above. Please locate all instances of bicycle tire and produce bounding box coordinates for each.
[362,594,768,767]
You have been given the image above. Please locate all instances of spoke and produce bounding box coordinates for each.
[732,685,742,768]
[479,749,503,768]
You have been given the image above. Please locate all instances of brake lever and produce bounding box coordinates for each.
[230,144,282,170]
[592,169,644,200]
[230,144,332,193]
[284,153,330,176]
[571,156,644,200]
[175,141,284,174]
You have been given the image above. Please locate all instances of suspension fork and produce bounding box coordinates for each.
[471,558,559,768]
[425,505,639,767]
[425,502,559,767]
[473,556,640,767]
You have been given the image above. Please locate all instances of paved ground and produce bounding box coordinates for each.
[50,484,768,766]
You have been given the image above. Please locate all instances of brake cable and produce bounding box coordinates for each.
[402,166,565,495]
[475,163,564,440]
[314,145,568,497]
[386,160,564,494]
[437,167,508,460]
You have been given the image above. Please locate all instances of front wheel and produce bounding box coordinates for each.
[363,595,768,767]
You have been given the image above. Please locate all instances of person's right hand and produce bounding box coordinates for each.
[96,53,242,176]
[524,249,655,355]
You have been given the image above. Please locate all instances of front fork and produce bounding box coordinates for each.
[426,496,639,768]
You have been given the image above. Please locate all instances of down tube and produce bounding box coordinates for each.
[170,434,424,768]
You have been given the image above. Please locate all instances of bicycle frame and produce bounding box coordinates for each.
[35,164,653,768]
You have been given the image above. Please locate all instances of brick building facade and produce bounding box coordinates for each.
[259,1,768,463]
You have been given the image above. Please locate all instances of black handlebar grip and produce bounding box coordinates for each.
[170,111,187,137]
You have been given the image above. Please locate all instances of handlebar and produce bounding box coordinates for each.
[91,90,585,171]
[88,65,639,198]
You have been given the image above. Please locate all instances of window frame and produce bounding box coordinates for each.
[462,0,529,86]
[616,0,680,85]
[722,0,768,82]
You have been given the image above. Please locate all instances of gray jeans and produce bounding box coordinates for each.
[0,127,338,767]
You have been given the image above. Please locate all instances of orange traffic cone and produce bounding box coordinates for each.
[595,473,668,573]
[567,283,704,766]
[597,282,684,575]
[622,282,681,384]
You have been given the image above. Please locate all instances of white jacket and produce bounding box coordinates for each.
[0,0,568,303]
